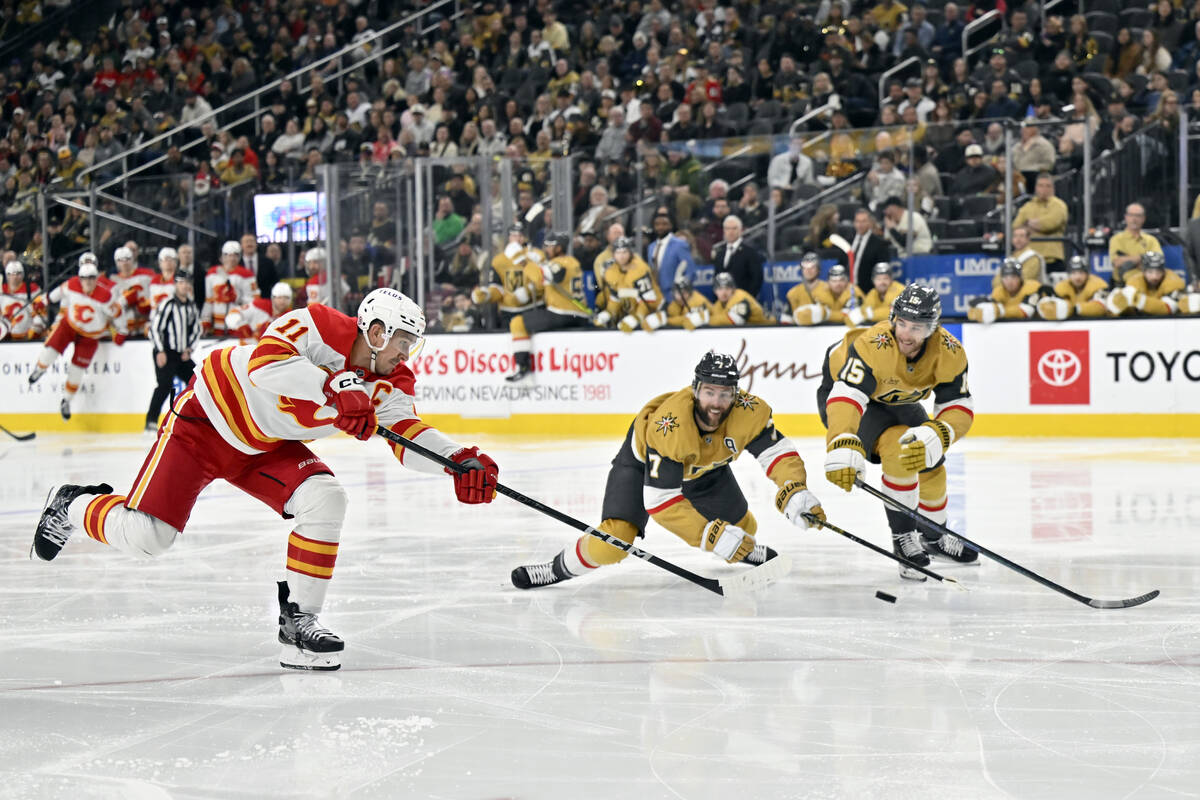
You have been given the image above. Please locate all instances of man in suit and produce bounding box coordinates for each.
[847,208,892,295]
[711,215,765,300]
[647,212,695,289]
[241,234,278,297]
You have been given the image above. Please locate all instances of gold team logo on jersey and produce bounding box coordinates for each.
[655,413,680,435]
[734,392,757,411]
[940,331,960,352]
[870,332,893,350]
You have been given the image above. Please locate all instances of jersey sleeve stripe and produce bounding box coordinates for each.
[934,397,975,419]
[754,437,798,472]
[766,451,799,477]
[828,380,870,411]
[387,419,433,463]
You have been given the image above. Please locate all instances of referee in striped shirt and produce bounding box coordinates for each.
[146,269,202,431]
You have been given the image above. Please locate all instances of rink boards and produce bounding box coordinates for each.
[2,317,1198,436]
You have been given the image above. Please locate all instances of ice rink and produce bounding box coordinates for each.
[2,431,1199,800]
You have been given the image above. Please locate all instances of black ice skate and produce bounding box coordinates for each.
[922,532,980,564]
[892,531,931,581]
[59,398,71,421]
[30,483,113,561]
[506,353,532,383]
[277,581,344,671]
[511,552,574,589]
[28,367,44,385]
[741,544,778,565]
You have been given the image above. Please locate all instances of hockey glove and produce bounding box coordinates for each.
[825,434,866,492]
[322,370,376,441]
[112,332,127,346]
[447,446,499,504]
[898,419,954,472]
[701,519,755,563]
[775,480,825,529]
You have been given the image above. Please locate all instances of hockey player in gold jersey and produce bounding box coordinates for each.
[506,233,592,381]
[1106,251,1189,316]
[665,277,713,329]
[846,262,904,327]
[595,237,666,333]
[1038,256,1110,319]
[511,352,826,588]
[812,264,864,324]
[967,259,1045,323]
[710,271,771,326]
[783,252,829,325]
[820,284,977,579]
[471,223,546,315]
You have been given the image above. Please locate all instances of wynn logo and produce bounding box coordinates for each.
[732,339,820,391]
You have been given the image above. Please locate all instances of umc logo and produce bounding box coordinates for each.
[1029,330,1090,405]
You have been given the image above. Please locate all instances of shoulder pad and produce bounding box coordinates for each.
[642,388,697,462]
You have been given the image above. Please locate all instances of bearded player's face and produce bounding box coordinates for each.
[694,382,735,432]
[893,317,932,357]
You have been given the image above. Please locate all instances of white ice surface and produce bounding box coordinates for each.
[1,432,1199,800]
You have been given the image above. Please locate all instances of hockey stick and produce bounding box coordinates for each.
[802,513,962,588]
[855,478,1159,609]
[375,425,792,597]
[0,423,36,442]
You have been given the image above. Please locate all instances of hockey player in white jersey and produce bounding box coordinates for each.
[226,281,294,341]
[203,240,258,334]
[110,245,155,336]
[28,256,127,419]
[1,260,45,341]
[31,288,501,671]
[303,247,351,307]
[148,247,180,311]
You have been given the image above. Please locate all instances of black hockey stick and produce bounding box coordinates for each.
[855,478,1159,609]
[802,513,962,588]
[0,423,36,442]
[375,426,792,597]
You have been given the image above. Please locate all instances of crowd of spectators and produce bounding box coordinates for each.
[2,0,1200,331]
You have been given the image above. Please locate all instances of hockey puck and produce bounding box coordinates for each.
[875,590,897,604]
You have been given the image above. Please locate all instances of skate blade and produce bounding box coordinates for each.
[898,566,928,582]
[719,553,793,597]
[279,644,341,671]
[926,555,981,568]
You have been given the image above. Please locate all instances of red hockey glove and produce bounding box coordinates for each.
[322,370,376,441]
[112,333,127,346]
[447,446,499,504]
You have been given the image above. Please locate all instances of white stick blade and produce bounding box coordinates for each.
[719,554,793,597]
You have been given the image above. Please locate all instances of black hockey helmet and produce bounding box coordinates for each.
[673,276,693,297]
[1067,255,1088,272]
[801,251,820,268]
[1142,250,1166,271]
[508,222,527,238]
[828,264,849,281]
[713,271,736,289]
[693,350,740,390]
[174,268,193,281]
[612,236,633,253]
[542,231,566,251]
[872,261,892,277]
[999,257,1021,278]
[889,283,941,330]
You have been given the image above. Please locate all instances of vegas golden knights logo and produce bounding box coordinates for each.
[655,413,679,435]
[877,388,931,404]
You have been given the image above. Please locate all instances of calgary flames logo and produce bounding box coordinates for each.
[870,332,893,350]
[654,413,679,435]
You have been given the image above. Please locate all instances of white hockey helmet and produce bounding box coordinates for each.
[356,287,425,371]
[78,251,98,270]
[114,246,134,264]
[5,260,23,276]
[221,240,241,257]
[270,281,294,300]
[158,246,178,264]
[305,246,327,264]
[79,261,100,278]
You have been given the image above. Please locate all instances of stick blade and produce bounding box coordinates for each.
[718,554,793,597]
[1088,589,1159,609]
